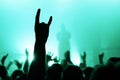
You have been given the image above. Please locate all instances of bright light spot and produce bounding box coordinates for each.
[26,46,34,63]
[72,57,80,66]
[71,45,81,66]
[29,53,34,63]
[48,61,55,67]
[19,42,34,63]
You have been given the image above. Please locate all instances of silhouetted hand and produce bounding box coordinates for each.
[80,51,86,69]
[14,60,22,69]
[6,61,13,70]
[23,49,29,74]
[35,9,52,44]
[28,9,53,80]
[99,52,104,60]
[99,52,104,64]
[46,52,53,62]
[46,52,59,63]
[1,53,8,66]
[81,52,86,61]
[25,49,29,57]
[53,56,59,62]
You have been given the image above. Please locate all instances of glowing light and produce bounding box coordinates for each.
[48,61,55,67]
[27,47,34,63]
[71,54,80,66]
[71,45,81,66]
[18,42,34,63]
[26,46,34,63]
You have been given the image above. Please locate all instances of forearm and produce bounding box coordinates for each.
[99,58,103,64]
[34,40,45,60]
[34,39,46,69]
[33,40,46,80]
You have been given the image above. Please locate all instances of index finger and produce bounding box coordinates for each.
[35,8,40,24]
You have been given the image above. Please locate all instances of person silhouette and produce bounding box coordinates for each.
[57,24,71,62]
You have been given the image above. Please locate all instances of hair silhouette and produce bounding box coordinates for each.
[62,65,84,80]
[46,64,63,80]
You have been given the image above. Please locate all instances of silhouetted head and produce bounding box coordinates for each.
[15,74,27,80]
[62,65,84,80]
[11,70,24,80]
[83,67,93,80]
[46,64,63,80]
[90,65,115,80]
[108,57,120,65]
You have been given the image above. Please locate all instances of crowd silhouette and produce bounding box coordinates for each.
[0,8,120,80]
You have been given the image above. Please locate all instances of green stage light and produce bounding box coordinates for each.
[48,61,55,67]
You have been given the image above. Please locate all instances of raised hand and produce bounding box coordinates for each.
[28,8,53,80]
[23,49,29,74]
[1,53,8,66]
[35,9,52,44]
[46,52,53,62]
[53,56,59,62]
[81,51,86,61]
[99,52,104,59]
[25,48,29,57]
[6,61,13,70]
[14,60,22,69]
[99,52,104,64]
[46,52,59,63]
[80,51,86,69]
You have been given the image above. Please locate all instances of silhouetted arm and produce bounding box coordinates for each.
[83,52,86,67]
[34,8,52,79]
[14,60,22,69]
[23,49,29,74]
[1,54,8,66]
[28,9,52,80]
[34,9,52,59]
[80,52,86,69]
[6,61,13,70]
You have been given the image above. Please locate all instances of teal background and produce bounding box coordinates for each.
[0,0,120,75]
